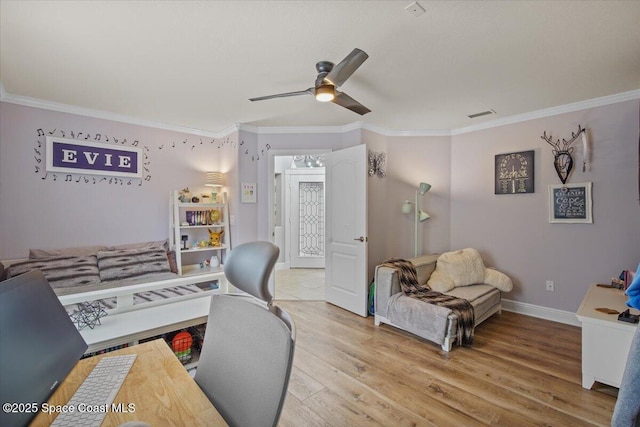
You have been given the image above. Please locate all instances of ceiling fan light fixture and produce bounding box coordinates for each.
[315,84,335,102]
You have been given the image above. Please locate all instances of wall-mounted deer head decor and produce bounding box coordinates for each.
[541,125,586,184]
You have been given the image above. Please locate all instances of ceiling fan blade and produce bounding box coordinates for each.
[332,90,371,115]
[249,88,313,102]
[324,48,368,87]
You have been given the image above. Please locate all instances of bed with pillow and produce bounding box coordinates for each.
[1,240,226,314]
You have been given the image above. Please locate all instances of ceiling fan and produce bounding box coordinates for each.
[249,48,371,115]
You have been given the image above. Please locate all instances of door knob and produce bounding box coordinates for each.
[353,236,367,242]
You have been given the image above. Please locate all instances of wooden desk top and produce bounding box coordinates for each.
[30,339,227,426]
[576,284,639,329]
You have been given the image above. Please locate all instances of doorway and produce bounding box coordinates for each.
[270,152,328,300]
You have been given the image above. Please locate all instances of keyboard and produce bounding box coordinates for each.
[51,354,137,427]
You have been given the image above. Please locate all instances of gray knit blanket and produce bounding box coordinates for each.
[381,258,475,346]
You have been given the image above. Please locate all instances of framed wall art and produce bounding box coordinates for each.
[241,182,257,203]
[45,136,142,179]
[548,182,592,223]
[495,150,534,194]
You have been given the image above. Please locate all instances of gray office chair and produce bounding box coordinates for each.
[194,241,295,427]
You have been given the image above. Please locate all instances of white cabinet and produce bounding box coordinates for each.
[170,190,230,276]
[576,284,638,389]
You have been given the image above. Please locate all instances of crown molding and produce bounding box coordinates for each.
[2,82,638,139]
[238,121,451,136]
[0,87,237,139]
[451,89,640,135]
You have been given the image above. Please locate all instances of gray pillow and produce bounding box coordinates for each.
[29,245,109,259]
[7,256,101,288]
[97,247,171,282]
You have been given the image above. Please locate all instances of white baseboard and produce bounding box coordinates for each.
[275,262,290,271]
[501,298,581,327]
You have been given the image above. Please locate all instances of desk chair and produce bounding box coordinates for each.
[195,241,296,427]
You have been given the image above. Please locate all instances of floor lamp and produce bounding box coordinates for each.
[414,182,431,257]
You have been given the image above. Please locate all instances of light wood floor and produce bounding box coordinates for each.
[276,301,617,427]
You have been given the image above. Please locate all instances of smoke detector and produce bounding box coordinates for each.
[405,1,425,17]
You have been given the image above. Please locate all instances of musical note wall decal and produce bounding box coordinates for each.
[33,126,148,188]
[30,125,247,189]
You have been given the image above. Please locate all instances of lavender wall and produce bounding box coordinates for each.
[0,102,237,259]
[2,98,638,314]
[450,100,640,312]
[383,134,452,259]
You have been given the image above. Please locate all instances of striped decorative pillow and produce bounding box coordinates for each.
[7,256,100,288]
[97,247,170,282]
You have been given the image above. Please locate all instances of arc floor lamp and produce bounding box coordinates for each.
[402,182,432,257]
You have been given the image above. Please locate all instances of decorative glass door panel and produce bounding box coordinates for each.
[298,181,325,258]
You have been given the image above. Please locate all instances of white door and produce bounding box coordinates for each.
[325,144,368,317]
[288,171,326,269]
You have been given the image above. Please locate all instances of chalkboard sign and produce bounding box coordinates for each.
[548,182,592,223]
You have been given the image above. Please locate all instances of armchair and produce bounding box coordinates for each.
[374,249,512,351]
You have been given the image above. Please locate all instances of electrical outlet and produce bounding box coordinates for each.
[546,280,555,291]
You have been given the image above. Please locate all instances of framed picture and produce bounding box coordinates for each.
[495,150,534,194]
[548,182,592,223]
[45,136,142,179]
[241,182,257,203]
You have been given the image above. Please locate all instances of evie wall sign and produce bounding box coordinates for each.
[548,182,593,223]
[495,150,534,194]
[45,136,142,179]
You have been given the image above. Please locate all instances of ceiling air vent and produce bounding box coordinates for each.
[467,109,496,119]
